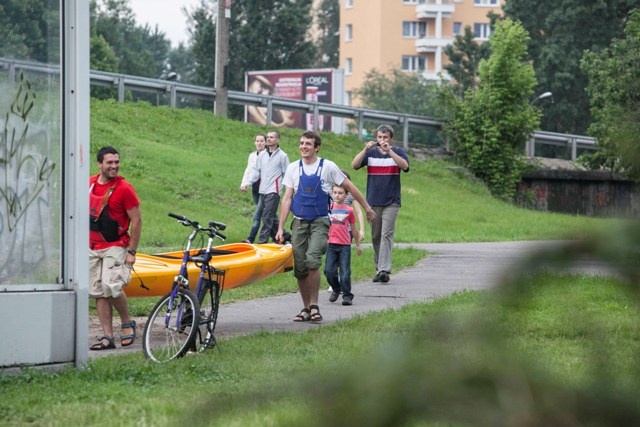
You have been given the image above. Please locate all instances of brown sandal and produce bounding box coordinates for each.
[293,308,311,322]
[309,305,323,322]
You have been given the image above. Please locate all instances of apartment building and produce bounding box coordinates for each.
[340,0,503,106]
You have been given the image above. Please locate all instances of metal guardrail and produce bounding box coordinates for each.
[1,57,598,157]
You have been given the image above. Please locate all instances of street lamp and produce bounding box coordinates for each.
[532,91,552,104]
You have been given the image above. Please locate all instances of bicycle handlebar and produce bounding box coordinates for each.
[168,212,227,241]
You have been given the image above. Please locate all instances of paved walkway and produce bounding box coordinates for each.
[88,241,614,359]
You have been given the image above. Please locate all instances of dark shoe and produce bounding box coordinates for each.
[309,305,323,322]
[372,272,381,282]
[379,271,390,283]
[120,320,137,347]
[242,239,251,243]
[90,335,116,351]
[342,296,353,306]
[329,291,340,303]
[293,308,311,322]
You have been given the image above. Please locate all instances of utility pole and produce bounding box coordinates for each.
[214,0,230,116]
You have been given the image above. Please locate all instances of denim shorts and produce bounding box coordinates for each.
[291,217,330,279]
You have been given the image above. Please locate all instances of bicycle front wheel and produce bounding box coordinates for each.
[142,289,200,363]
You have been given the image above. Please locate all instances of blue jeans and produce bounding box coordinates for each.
[324,243,353,298]
[247,194,264,243]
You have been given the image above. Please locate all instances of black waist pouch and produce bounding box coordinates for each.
[90,209,121,242]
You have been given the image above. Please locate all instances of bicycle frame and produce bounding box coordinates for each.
[142,213,226,362]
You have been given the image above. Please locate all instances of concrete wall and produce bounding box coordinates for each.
[516,170,640,217]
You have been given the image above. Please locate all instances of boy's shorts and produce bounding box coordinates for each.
[291,217,330,279]
[89,246,131,299]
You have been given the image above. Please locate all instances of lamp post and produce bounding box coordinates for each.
[532,91,552,104]
[526,92,553,156]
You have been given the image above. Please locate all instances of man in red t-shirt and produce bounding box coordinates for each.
[89,146,142,350]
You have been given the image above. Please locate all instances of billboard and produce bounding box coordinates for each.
[245,68,344,132]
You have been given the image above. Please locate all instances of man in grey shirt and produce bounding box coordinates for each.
[241,130,289,243]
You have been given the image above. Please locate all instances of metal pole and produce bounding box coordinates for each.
[214,0,229,116]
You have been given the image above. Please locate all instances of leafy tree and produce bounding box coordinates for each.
[354,69,441,144]
[92,0,170,78]
[443,26,491,97]
[355,69,439,116]
[0,0,59,62]
[580,9,640,179]
[442,19,540,200]
[504,0,640,134]
[186,1,216,88]
[188,0,317,91]
[314,0,339,68]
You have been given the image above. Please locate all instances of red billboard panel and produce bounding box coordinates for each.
[245,69,336,131]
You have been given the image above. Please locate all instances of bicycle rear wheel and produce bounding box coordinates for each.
[142,289,200,363]
[193,279,221,353]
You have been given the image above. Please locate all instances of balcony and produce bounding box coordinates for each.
[416,0,455,19]
[415,36,453,53]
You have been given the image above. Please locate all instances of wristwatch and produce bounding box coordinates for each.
[127,249,137,256]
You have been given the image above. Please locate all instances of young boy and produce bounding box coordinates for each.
[324,183,362,305]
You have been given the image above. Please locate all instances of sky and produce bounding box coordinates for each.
[128,0,202,47]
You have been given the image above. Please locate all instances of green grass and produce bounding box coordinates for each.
[2,99,634,425]
[2,275,639,425]
[90,99,613,250]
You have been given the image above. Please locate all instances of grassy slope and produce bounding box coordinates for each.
[90,99,610,252]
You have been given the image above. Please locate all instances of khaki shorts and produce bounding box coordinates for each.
[89,246,132,299]
[291,217,330,279]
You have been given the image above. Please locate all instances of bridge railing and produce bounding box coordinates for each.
[1,57,597,158]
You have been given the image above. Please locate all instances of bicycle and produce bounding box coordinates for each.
[142,213,226,363]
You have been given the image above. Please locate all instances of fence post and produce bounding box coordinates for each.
[570,137,577,161]
[117,77,125,103]
[402,116,409,149]
[169,84,177,108]
[266,98,273,126]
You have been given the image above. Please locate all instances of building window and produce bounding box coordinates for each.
[474,23,492,39]
[474,0,498,5]
[403,21,427,38]
[345,24,353,41]
[403,0,419,4]
[345,58,353,74]
[345,0,353,7]
[402,55,426,72]
[345,91,352,106]
[453,22,462,35]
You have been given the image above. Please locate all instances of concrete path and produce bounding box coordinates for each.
[88,241,614,359]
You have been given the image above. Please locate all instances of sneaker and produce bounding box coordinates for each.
[329,291,340,303]
[242,239,251,244]
[379,271,390,283]
[342,296,353,306]
[372,272,381,283]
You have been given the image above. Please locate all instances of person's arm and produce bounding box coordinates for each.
[241,154,261,192]
[352,199,366,242]
[276,186,294,243]
[125,205,142,265]
[341,178,375,223]
[351,211,362,256]
[387,147,409,172]
[240,152,254,189]
[351,141,375,169]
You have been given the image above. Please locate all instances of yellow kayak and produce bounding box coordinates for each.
[126,243,293,298]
